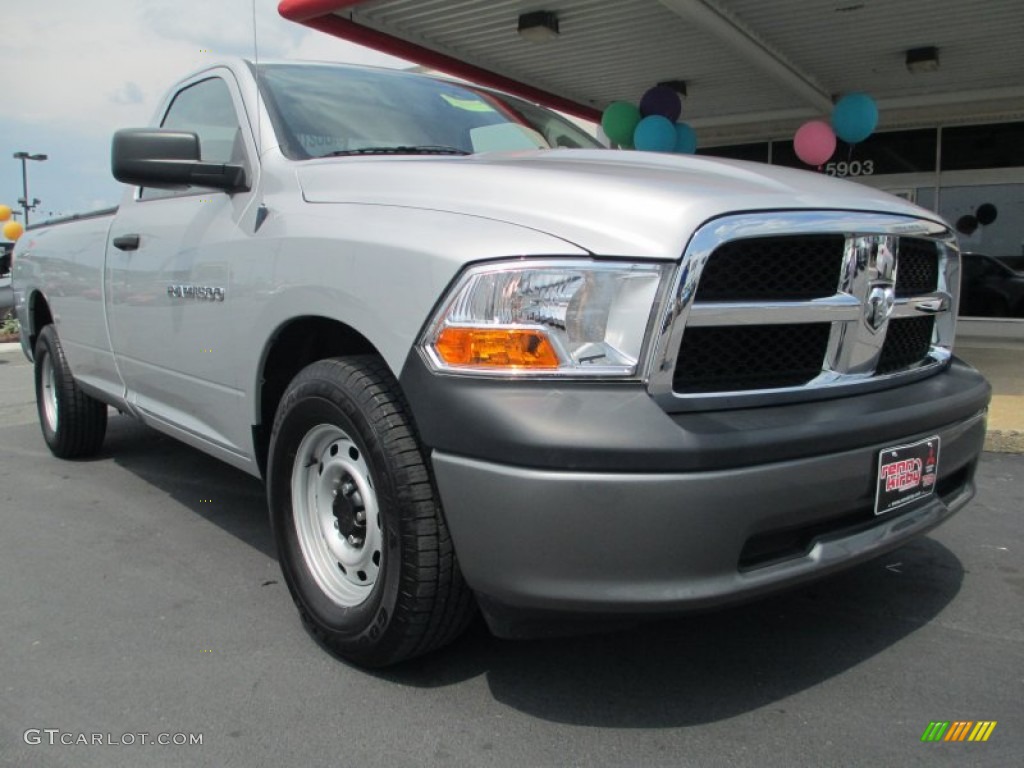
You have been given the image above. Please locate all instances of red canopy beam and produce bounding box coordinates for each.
[278,0,602,122]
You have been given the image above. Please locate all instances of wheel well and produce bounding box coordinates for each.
[29,292,54,351]
[254,317,378,477]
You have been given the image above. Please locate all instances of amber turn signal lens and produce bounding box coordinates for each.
[434,327,560,369]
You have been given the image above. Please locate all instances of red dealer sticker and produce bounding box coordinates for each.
[875,436,940,515]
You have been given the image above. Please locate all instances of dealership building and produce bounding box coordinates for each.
[276,0,1019,342]
[281,0,1024,340]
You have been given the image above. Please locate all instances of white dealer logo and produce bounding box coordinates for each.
[880,457,923,492]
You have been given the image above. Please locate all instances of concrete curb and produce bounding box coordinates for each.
[985,430,1024,454]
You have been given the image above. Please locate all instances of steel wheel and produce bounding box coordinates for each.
[268,355,475,666]
[291,423,383,607]
[40,349,59,434]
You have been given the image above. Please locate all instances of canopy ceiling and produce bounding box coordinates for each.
[279,0,1024,144]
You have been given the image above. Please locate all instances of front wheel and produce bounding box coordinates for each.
[34,324,107,458]
[267,356,475,667]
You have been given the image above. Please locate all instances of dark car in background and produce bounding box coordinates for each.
[1,242,14,313]
[960,253,1024,318]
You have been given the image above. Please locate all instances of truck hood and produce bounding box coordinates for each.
[296,149,944,258]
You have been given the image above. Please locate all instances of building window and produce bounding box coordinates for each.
[941,122,1024,172]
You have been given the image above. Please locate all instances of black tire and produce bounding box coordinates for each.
[267,356,475,667]
[34,324,108,458]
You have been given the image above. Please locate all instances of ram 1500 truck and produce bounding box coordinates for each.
[13,59,991,667]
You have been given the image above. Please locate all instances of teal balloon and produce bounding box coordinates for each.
[601,101,641,146]
[633,115,676,152]
[673,122,697,153]
[832,92,878,144]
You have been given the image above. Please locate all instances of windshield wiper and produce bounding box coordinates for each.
[322,145,471,157]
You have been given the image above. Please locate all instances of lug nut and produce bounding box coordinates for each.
[348,535,362,546]
[355,510,366,524]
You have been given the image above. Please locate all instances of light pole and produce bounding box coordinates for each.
[13,151,47,228]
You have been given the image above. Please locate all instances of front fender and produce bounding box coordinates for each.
[241,202,591,422]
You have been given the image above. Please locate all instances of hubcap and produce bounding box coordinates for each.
[41,352,59,433]
[291,424,382,607]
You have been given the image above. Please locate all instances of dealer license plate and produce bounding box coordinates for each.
[875,436,940,515]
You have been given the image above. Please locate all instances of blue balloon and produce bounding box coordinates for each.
[633,115,676,152]
[832,92,878,144]
[673,122,697,154]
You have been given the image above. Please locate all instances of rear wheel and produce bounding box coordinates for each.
[34,324,107,458]
[267,356,475,667]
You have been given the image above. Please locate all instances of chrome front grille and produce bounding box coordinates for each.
[695,235,845,302]
[894,237,940,297]
[877,316,936,374]
[673,323,831,393]
[646,212,959,410]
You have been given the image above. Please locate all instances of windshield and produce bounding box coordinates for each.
[257,63,602,159]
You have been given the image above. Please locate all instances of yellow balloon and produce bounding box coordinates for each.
[0,204,12,222]
[3,220,24,241]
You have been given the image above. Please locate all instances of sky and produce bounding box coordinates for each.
[0,0,410,224]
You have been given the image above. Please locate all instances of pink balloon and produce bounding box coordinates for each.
[793,120,836,166]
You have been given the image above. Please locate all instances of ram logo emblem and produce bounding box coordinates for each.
[865,285,895,331]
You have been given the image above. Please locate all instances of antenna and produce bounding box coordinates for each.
[250,0,269,232]
[251,0,262,154]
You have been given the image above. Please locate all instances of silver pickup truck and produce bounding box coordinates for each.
[13,59,991,666]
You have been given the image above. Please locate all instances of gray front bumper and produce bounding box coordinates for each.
[433,410,985,636]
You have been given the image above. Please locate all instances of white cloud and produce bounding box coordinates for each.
[285,24,410,68]
[110,81,146,106]
[139,1,278,52]
[0,0,410,137]
[0,0,411,215]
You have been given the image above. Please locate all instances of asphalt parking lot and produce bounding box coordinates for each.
[1,344,1021,768]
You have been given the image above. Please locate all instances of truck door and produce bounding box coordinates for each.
[106,70,258,466]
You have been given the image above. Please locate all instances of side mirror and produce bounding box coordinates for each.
[111,128,249,192]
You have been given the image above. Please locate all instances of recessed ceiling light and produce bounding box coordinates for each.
[906,46,940,73]
[657,80,688,98]
[518,11,560,42]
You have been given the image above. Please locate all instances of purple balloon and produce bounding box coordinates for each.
[639,85,682,122]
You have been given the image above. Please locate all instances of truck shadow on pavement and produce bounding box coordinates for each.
[396,536,964,727]
[104,413,964,728]
[105,415,274,559]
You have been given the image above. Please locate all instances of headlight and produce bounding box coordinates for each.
[420,260,671,377]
